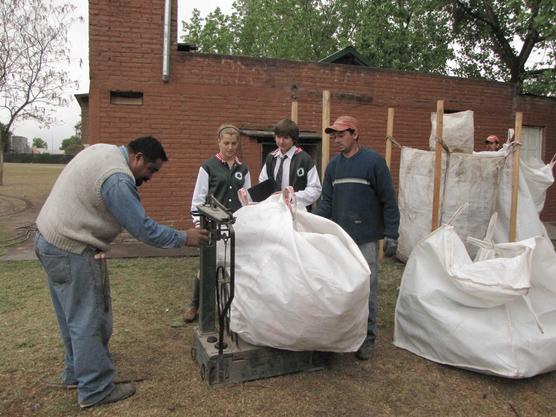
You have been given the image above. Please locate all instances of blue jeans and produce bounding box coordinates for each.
[358,241,378,344]
[34,233,115,406]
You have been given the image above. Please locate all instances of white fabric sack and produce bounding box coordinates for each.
[397,147,504,262]
[394,225,556,378]
[475,145,554,242]
[230,194,370,352]
[429,110,474,154]
[520,156,555,213]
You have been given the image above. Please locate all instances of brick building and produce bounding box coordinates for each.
[82,0,556,228]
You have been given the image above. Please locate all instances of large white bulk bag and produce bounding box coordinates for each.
[521,155,555,213]
[476,145,554,242]
[230,193,370,352]
[394,224,556,378]
[429,110,474,154]
[494,150,554,242]
[397,147,504,262]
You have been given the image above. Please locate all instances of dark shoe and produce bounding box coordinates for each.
[80,383,136,408]
[355,340,374,361]
[183,306,198,323]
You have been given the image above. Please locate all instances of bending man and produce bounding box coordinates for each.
[35,136,208,408]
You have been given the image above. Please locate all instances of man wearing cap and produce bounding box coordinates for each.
[485,135,502,152]
[314,115,399,360]
[259,118,321,207]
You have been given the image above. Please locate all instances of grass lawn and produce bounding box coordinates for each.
[1,162,556,416]
[1,257,556,417]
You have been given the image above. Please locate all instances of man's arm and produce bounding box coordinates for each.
[313,164,333,218]
[374,159,400,239]
[295,165,322,207]
[101,173,186,248]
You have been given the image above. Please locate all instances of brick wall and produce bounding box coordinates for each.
[89,0,556,228]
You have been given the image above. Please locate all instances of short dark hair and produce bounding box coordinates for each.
[274,118,299,143]
[128,136,168,162]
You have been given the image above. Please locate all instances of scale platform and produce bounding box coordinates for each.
[191,328,325,385]
[192,199,326,385]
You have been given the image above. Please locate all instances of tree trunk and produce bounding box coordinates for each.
[0,149,4,186]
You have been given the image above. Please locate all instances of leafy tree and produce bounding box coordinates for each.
[445,0,556,95]
[0,123,12,153]
[59,135,81,152]
[0,0,78,184]
[346,0,453,73]
[32,137,47,149]
[182,0,555,95]
[63,142,84,156]
[74,120,82,139]
[183,1,454,71]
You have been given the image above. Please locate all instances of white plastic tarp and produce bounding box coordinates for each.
[398,145,554,262]
[397,147,504,262]
[475,145,554,242]
[394,224,556,378]
[229,194,370,352]
[429,110,474,154]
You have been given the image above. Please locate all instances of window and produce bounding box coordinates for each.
[110,91,143,105]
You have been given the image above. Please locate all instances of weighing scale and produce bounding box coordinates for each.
[190,197,325,385]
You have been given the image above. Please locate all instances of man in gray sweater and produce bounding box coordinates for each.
[35,136,208,408]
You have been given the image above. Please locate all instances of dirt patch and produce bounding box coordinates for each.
[0,193,33,217]
[0,163,63,257]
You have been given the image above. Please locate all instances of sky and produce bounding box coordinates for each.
[10,0,234,152]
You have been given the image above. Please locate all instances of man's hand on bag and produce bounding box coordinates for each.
[383,237,398,258]
[185,228,209,247]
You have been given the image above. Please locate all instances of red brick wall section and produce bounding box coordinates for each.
[79,101,89,145]
[88,0,556,228]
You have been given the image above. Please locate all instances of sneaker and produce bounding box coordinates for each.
[183,306,198,323]
[80,383,136,408]
[355,340,374,361]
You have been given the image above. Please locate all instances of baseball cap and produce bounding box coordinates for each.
[325,115,358,133]
[485,135,500,143]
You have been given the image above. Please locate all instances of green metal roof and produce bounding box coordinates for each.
[319,46,370,67]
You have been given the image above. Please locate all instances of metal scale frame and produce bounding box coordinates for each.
[191,197,325,385]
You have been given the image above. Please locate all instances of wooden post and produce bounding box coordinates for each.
[379,107,395,259]
[321,90,331,178]
[385,107,395,168]
[291,100,298,123]
[431,100,444,231]
[509,112,523,242]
